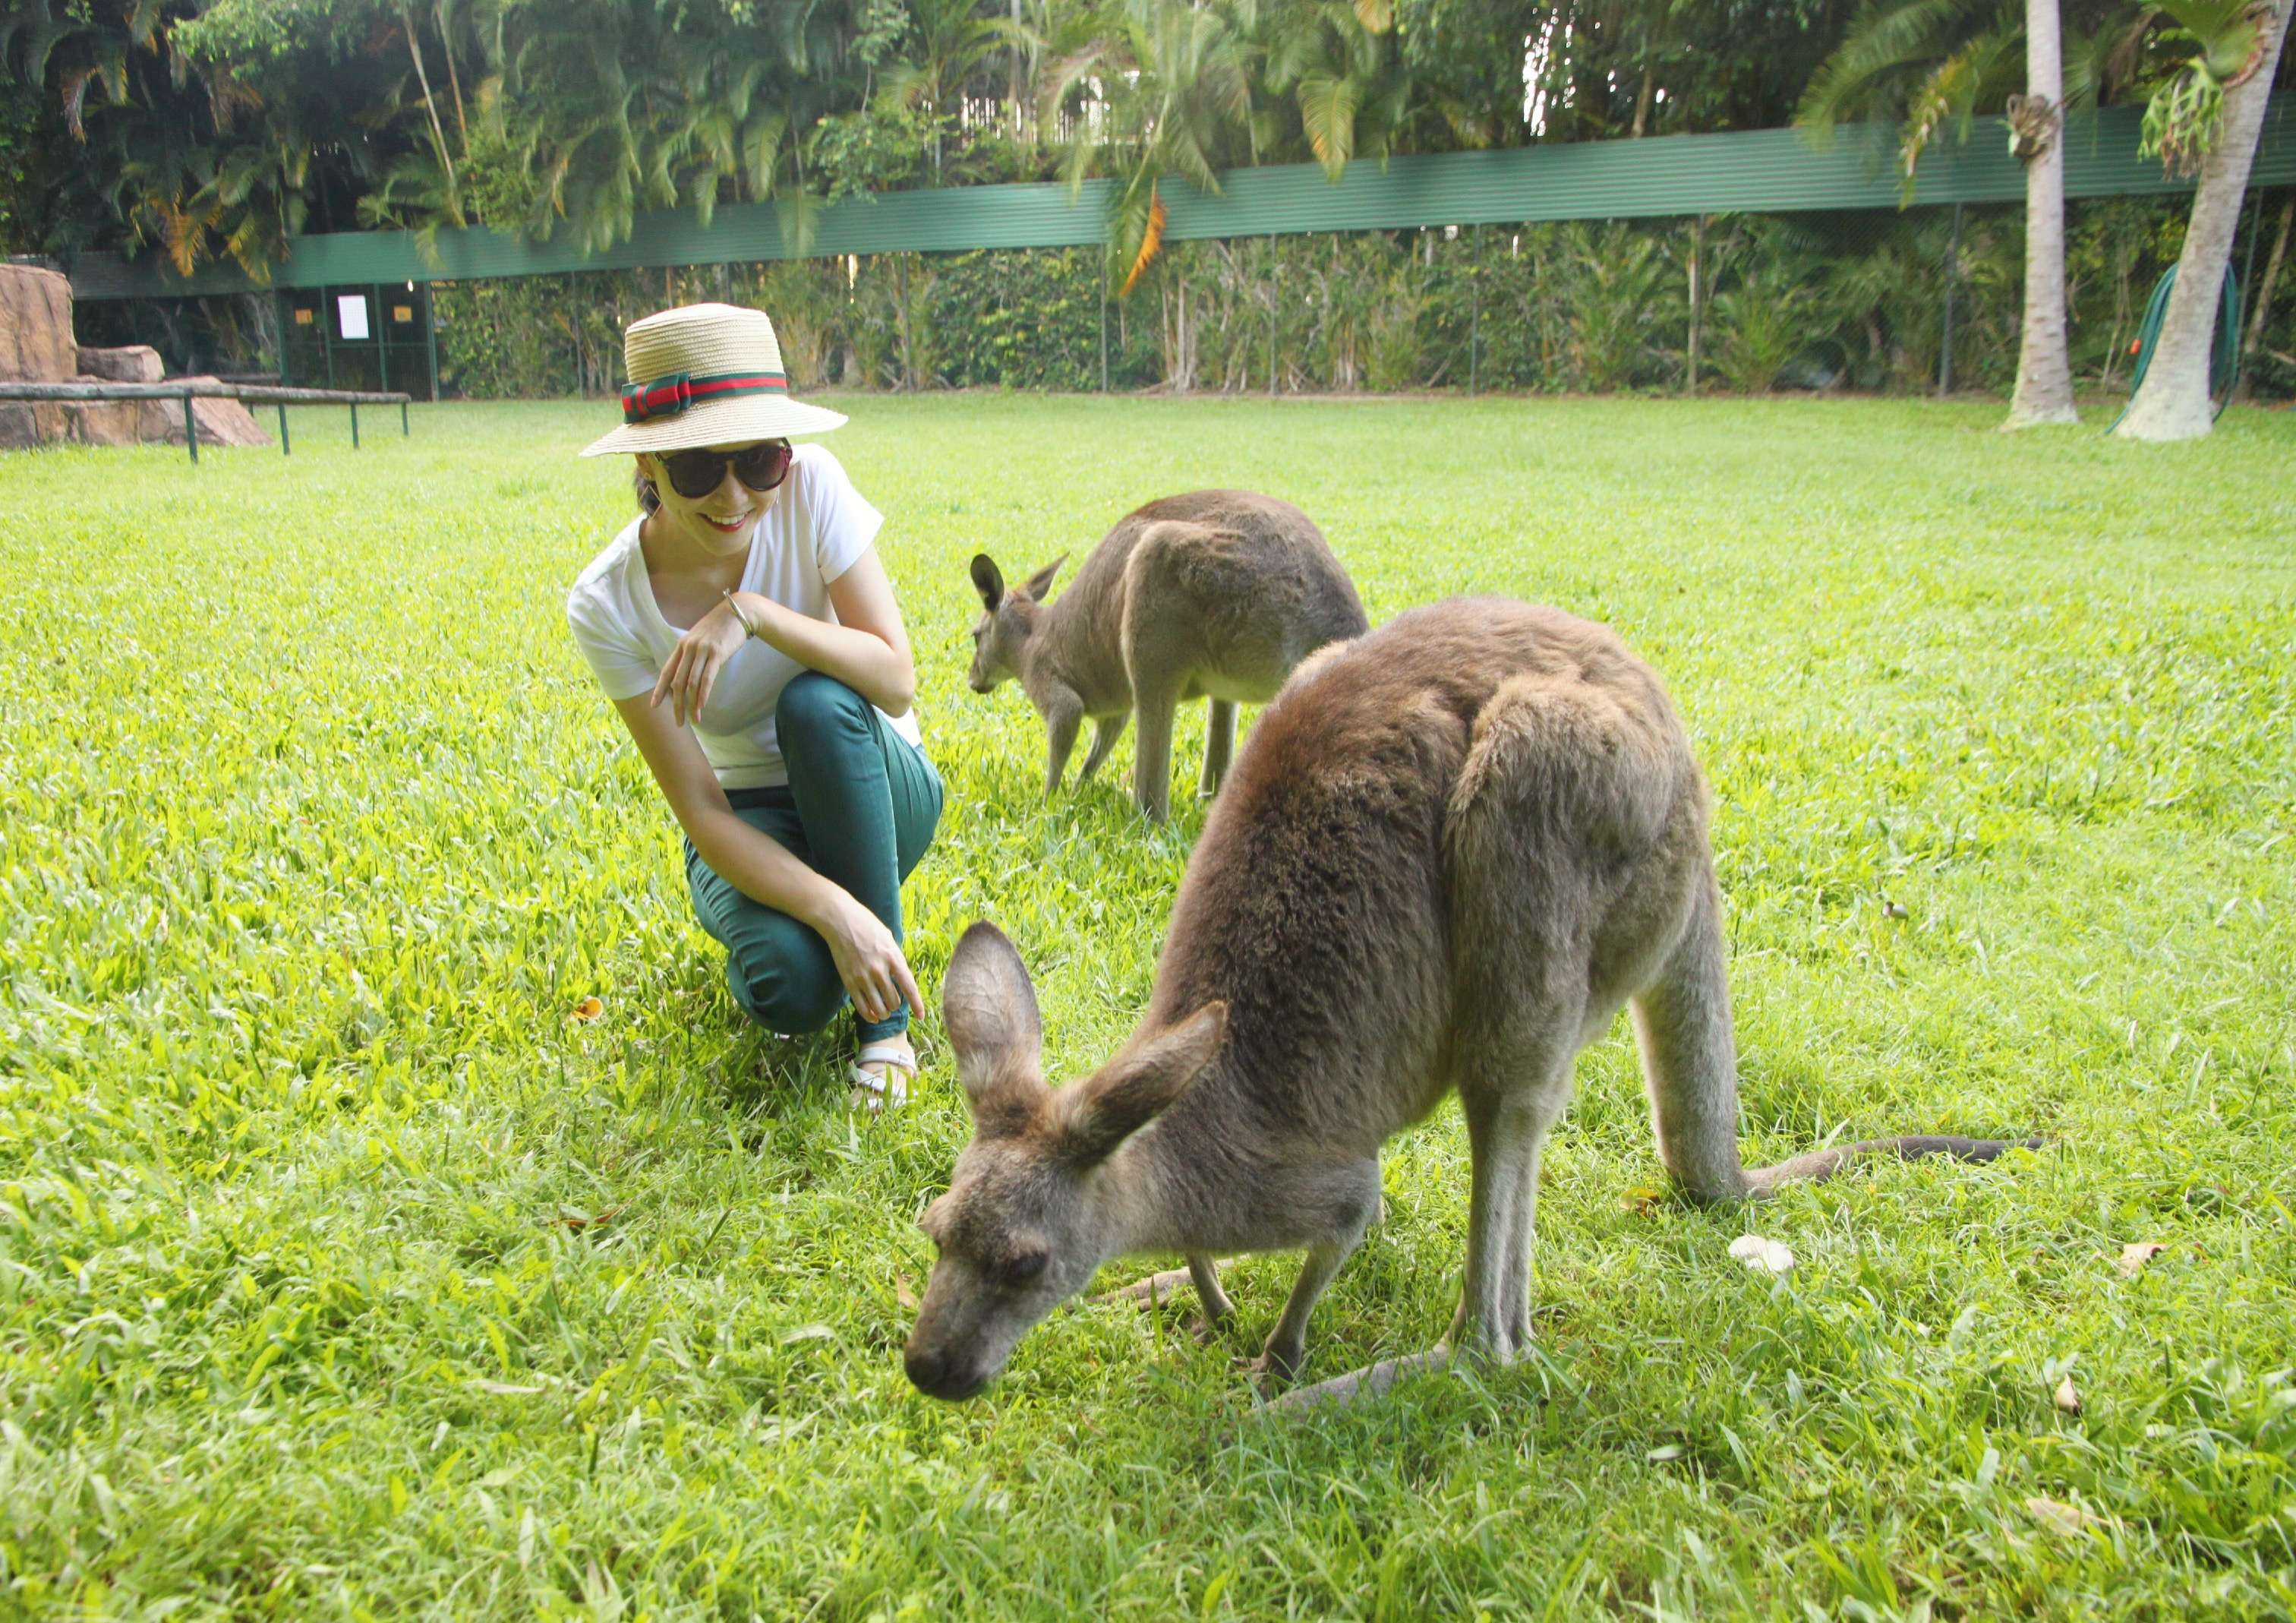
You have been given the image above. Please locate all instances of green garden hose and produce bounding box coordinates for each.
[2105,261,2242,432]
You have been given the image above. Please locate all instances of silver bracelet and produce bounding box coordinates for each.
[721,589,759,639]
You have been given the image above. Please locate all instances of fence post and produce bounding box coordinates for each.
[1099,270,1109,392]
[183,391,199,464]
[1470,223,1482,397]
[272,289,289,385]
[1939,203,1963,397]
[426,281,441,403]
[278,402,291,456]
[351,402,360,448]
[1687,215,1704,396]
[895,254,916,391]
[1269,233,1279,399]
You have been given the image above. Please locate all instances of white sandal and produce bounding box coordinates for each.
[849,1039,918,1115]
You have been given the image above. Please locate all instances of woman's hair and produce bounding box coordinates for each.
[634,463,661,516]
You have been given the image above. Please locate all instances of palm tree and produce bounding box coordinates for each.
[1259,0,1411,181]
[1042,0,1260,292]
[1798,0,2105,425]
[880,0,1008,179]
[2113,0,2293,440]
[2,0,339,276]
[2003,0,2080,425]
[492,0,845,254]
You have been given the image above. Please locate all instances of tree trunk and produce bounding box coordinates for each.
[2232,194,2294,403]
[437,0,468,148]
[401,6,457,195]
[2003,0,2077,428]
[2115,2,2292,440]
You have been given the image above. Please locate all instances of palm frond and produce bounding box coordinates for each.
[1798,0,1984,137]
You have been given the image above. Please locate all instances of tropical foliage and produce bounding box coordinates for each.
[0,0,2059,277]
[13,0,2294,408]
[334,192,2200,401]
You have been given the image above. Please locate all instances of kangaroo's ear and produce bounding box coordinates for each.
[1022,553,1068,602]
[970,554,1005,611]
[1055,1003,1226,1167]
[941,920,1047,1135]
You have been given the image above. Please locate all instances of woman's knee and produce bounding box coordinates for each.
[729,943,847,1034]
[775,671,872,758]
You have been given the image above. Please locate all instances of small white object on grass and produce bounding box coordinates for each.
[2115,1241,2166,1278]
[1728,1234,1796,1274]
[2026,1495,2111,1535]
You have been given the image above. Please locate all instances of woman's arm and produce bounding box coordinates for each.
[613,693,922,1024]
[651,548,916,725]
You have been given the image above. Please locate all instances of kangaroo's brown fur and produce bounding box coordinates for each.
[967,489,1369,822]
[907,598,2036,1407]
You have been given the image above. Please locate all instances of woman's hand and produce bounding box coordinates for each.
[651,597,752,728]
[815,889,924,1026]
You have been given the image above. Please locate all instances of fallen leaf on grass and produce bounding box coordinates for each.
[552,1208,620,1233]
[1622,1185,1665,1214]
[2055,1375,2082,1414]
[779,1323,835,1346]
[2115,1241,2166,1278]
[468,1378,547,1396]
[1729,1235,1796,1274]
[894,1270,919,1312]
[1645,1444,1685,1463]
[2026,1496,2112,1536]
[569,996,604,1023]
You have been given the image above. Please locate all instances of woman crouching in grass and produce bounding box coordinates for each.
[567,303,941,1112]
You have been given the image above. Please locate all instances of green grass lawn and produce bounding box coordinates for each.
[2,393,2293,1619]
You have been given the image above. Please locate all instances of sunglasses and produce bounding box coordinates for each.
[658,440,793,500]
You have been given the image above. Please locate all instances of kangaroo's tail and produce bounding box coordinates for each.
[1743,1135,2045,1198]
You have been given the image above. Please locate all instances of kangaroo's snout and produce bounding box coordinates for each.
[902,1340,992,1401]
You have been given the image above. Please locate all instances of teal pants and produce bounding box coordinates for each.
[686,671,944,1043]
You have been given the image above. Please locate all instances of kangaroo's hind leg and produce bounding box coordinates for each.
[1440,1000,1584,1365]
[1128,681,1181,823]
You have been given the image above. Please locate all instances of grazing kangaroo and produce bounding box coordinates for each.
[967,489,1368,823]
[907,598,2035,1407]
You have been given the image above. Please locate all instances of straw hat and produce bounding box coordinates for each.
[579,302,846,457]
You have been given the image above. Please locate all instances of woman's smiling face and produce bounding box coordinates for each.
[639,441,775,557]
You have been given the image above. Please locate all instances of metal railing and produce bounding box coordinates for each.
[0,380,412,461]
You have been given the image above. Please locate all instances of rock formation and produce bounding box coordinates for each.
[0,264,76,448]
[0,263,272,450]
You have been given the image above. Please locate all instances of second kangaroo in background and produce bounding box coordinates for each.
[967,489,1368,823]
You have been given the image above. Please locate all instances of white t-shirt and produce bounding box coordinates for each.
[565,444,925,789]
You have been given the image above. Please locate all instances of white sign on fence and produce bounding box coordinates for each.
[337,295,370,341]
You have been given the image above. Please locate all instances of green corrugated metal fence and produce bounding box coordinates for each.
[68,99,2294,302]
